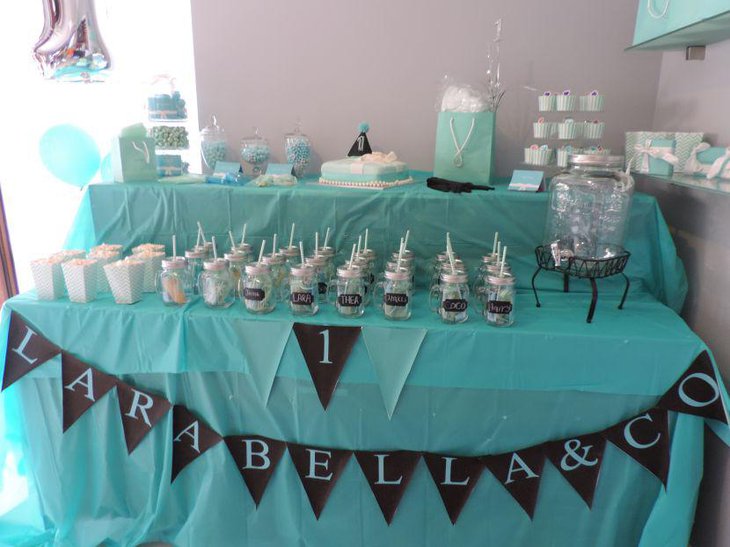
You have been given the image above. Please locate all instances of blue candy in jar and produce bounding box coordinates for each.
[241,127,270,175]
[284,122,312,178]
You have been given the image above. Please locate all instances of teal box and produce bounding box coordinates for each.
[111,137,158,182]
[434,111,495,185]
[648,138,676,177]
[156,154,183,177]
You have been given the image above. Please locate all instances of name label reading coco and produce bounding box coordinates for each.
[443,299,468,313]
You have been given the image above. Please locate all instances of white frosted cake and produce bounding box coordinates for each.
[319,152,413,190]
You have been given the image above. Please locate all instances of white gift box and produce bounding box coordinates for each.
[61,259,98,303]
[104,260,145,304]
[31,258,65,300]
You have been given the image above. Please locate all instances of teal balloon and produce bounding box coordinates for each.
[100,153,113,182]
[39,125,100,187]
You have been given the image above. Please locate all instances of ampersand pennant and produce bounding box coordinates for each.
[2,311,60,390]
[423,453,484,524]
[287,443,352,519]
[482,445,546,519]
[544,433,606,508]
[355,450,421,524]
[293,324,361,410]
[603,408,670,486]
[225,435,287,507]
[116,382,171,454]
[658,351,729,424]
[62,353,117,432]
[171,405,222,483]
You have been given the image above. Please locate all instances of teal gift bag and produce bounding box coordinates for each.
[434,111,495,184]
[111,137,158,182]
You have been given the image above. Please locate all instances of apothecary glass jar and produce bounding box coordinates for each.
[240,127,270,176]
[284,123,312,178]
[544,154,634,262]
[200,115,226,172]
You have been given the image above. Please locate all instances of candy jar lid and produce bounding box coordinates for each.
[241,126,268,146]
[201,115,225,141]
[284,120,309,140]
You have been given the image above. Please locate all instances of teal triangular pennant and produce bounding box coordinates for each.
[362,327,426,419]
[235,320,293,404]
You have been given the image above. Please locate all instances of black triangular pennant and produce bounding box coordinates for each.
[3,312,60,390]
[658,351,728,424]
[545,433,606,508]
[287,442,351,519]
[482,445,545,519]
[117,382,171,454]
[293,324,360,409]
[347,128,372,157]
[61,353,117,432]
[171,405,222,482]
[423,453,483,524]
[225,435,286,507]
[354,450,421,524]
[603,408,670,486]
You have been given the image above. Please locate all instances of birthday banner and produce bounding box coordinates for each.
[3,311,729,523]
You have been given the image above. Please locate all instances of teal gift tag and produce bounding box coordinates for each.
[509,170,545,192]
[266,163,295,175]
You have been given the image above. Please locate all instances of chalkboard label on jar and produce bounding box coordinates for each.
[318,282,328,295]
[487,301,513,314]
[384,293,409,307]
[338,294,363,307]
[243,288,266,302]
[443,299,468,312]
[291,292,314,305]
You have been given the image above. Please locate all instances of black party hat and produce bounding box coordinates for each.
[347,122,372,157]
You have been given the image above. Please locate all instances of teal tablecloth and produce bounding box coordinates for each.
[65,173,688,312]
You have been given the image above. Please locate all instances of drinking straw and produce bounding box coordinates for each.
[492,232,499,255]
[500,246,508,277]
[173,235,177,259]
[196,227,202,248]
[446,233,456,274]
[299,241,305,265]
[397,238,404,271]
[212,236,218,260]
[258,240,266,263]
[315,232,320,257]
[272,234,278,256]
[404,229,410,251]
[357,235,362,255]
[240,224,248,246]
[289,223,296,248]
[228,230,236,250]
[197,221,207,244]
[497,241,501,261]
[324,227,331,248]
[348,244,356,270]
[364,228,369,251]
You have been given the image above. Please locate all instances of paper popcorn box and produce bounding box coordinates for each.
[132,243,166,255]
[51,250,86,262]
[61,260,98,303]
[127,252,164,292]
[88,252,120,292]
[30,259,65,300]
[104,260,145,304]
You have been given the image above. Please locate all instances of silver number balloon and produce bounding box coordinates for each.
[32,0,111,82]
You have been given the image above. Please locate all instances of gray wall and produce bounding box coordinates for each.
[190,0,662,177]
[649,40,730,547]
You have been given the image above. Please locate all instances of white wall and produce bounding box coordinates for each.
[190,0,662,177]
[653,40,730,144]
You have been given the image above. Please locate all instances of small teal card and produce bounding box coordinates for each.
[213,161,242,175]
[509,170,545,192]
[266,163,295,175]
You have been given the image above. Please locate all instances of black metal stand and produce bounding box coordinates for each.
[532,245,631,323]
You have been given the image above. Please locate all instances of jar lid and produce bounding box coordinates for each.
[234,243,252,253]
[162,257,187,270]
[440,272,468,284]
[487,263,511,273]
[284,120,309,139]
[305,255,327,267]
[318,246,335,257]
[385,268,410,281]
[436,252,459,262]
[241,126,268,145]
[441,259,465,271]
[337,265,364,278]
[391,251,414,263]
[290,263,315,277]
[224,253,246,264]
[185,248,207,259]
[245,262,272,275]
[359,248,377,261]
[280,246,299,257]
[487,273,516,286]
[481,253,500,264]
[386,261,412,271]
[568,154,624,168]
[200,115,225,139]
[203,258,228,271]
[262,253,286,266]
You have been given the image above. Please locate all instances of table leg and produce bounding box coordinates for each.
[531,267,542,308]
[587,277,598,324]
[619,273,630,310]
[563,273,570,293]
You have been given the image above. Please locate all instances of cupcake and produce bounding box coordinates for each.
[104,260,145,305]
[538,91,556,112]
[583,121,605,140]
[533,118,554,139]
[557,146,582,168]
[532,146,553,166]
[524,145,538,164]
[580,90,604,112]
[557,119,579,140]
[556,90,576,112]
[61,259,99,303]
[30,256,66,300]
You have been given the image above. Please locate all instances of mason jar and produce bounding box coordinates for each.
[431,260,467,291]
[262,253,288,297]
[224,252,247,298]
[485,274,516,327]
[242,262,276,314]
[317,246,337,281]
[329,266,369,318]
[375,268,412,321]
[383,260,415,289]
[279,246,300,267]
[431,252,461,276]
[233,242,254,262]
[544,154,634,261]
[185,248,207,294]
[286,263,319,316]
[429,272,469,324]
[305,255,330,304]
[198,259,235,308]
[155,257,193,306]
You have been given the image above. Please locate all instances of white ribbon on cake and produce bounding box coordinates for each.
[633,140,678,173]
[349,152,399,174]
